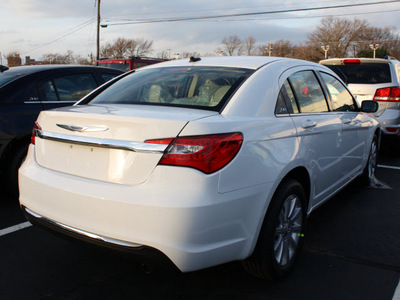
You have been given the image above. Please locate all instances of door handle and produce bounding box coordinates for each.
[302,120,317,129]
[342,118,352,124]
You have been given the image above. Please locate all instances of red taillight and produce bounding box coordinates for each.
[146,133,243,174]
[373,87,400,102]
[31,121,41,144]
[386,127,399,133]
[343,59,361,64]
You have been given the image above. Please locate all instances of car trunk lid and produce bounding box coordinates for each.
[34,104,217,185]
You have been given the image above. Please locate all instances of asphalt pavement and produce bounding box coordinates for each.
[0,138,399,300]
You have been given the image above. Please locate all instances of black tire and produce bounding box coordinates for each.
[242,179,307,280]
[6,144,29,198]
[361,134,378,185]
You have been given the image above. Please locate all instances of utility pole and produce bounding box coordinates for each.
[96,0,101,62]
[267,43,273,56]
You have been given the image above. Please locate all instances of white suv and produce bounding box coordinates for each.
[320,57,400,137]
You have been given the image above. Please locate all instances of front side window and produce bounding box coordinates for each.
[320,72,356,112]
[89,66,253,110]
[288,71,329,113]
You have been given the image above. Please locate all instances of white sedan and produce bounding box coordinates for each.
[19,56,379,280]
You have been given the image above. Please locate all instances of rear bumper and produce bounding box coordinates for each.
[19,145,271,272]
[375,108,400,136]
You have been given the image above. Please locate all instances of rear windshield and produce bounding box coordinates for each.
[326,64,391,84]
[98,62,129,72]
[89,66,253,111]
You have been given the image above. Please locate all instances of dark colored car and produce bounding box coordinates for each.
[0,65,123,195]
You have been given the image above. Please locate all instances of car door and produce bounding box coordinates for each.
[318,71,370,177]
[279,68,344,208]
[39,72,98,110]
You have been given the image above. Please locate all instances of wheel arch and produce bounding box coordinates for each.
[247,165,311,257]
[279,166,311,211]
[0,131,31,174]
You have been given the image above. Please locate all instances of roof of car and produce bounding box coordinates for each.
[142,56,318,70]
[2,64,121,76]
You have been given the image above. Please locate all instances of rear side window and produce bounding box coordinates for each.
[288,71,329,113]
[90,66,253,111]
[39,74,97,101]
[0,74,20,87]
[320,72,356,112]
[98,62,129,72]
[275,80,299,115]
[326,64,391,84]
[100,73,120,83]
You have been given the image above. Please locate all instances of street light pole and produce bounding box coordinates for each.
[321,45,330,59]
[370,44,379,59]
[96,0,101,62]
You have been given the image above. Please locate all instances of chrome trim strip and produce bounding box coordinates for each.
[24,207,143,248]
[24,101,76,104]
[36,130,168,154]
[56,123,109,132]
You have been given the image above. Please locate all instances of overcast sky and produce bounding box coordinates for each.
[1,0,400,63]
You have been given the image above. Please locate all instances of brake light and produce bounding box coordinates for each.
[373,87,400,102]
[31,121,42,144]
[343,59,361,64]
[146,133,243,174]
[386,127,399,133]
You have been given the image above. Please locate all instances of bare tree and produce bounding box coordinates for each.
[222,35,242,56]
[135,38,153,57]
[243,36,257,55]
[157,50,169,59]
[357,25,400,58]
[292,43,321,62]
[307,17,369,59]
[307,17,400,60]
[101,37,153,59]
[257,40,295,57]
[41,50,75,64]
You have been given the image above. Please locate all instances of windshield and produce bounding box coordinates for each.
[89,66,253,110]
[0,73,20,87]
[326,64,391,84]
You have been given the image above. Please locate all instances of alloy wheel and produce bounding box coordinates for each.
[273,194,303,266]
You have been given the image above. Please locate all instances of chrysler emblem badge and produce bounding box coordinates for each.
[56,123,109,132]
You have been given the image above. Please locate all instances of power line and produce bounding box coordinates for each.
[102,0,400,26]
[21,19,96,55]
[103,0,343,20]
[182,8,400,23]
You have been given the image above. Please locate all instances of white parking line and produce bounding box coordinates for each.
[378,164,400,171]
[0,221,32,237]
[392,278,400,300]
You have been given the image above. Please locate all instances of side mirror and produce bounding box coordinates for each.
[361,100,379,113]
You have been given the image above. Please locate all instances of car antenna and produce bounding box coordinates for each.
[0,65,9,72]
[189,56,201,63]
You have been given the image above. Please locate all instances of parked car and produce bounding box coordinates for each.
[96,57,166,72]
[0,65,123,195]
[320,57,400,138]
[19,57,379,280]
